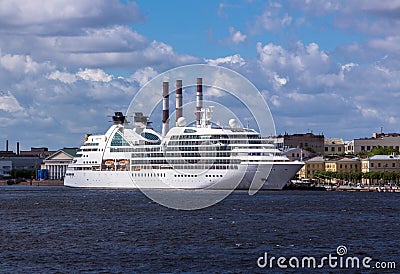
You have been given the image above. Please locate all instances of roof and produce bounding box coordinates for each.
[336,157,359,162]
[324,138,344,145]
[62,148,79,157]
[307,156,325,162]
[44,148,78,161]
[368,155,400,160]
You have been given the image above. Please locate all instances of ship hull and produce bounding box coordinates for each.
[64,162,303,190]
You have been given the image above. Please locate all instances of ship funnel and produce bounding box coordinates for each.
[162,81,169,137]
[196,78,203,126]
[112,112,127,124]
[175,79,183,125]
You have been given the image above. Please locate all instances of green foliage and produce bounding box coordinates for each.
[362,171,400,185]
[303,146,315,153]
[363,146,399,157]
[10,169,35,179]
[314,169,400,185]
[313,170,363,183]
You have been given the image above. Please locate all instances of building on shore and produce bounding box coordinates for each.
[41,148,78,180]
[19,147,54,158]
[0,147,53,177]
[283,147,315,161]
[279,132,325,154]
[361,154,400,173]
[0,160,12,179]
[345,133,400,154]
[299,156,361,180]
[298,156,326,179]
[324,138,345,155]
[361,154,400,185]
[325,157,360,173]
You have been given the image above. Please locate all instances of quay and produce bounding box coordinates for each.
[326,185,400,193]
[0,179,63,186]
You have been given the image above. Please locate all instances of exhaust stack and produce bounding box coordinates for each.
[175,80,183,124]
[162,81,169,137]
[196,78,203,126]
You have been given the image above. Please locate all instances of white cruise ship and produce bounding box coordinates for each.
[64,78,303,190]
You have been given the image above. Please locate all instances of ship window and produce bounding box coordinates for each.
[184,129,197,133]
[111,132,130,146]
[141,132,160,141]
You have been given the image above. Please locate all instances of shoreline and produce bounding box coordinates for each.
[0,179,64,186]
[1,180,399,192]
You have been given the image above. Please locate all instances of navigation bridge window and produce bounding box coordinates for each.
[141,132,159,141]
[141,132,161,144]
[111,132,130,146]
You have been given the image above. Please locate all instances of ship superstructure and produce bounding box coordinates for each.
[64,78,303,189]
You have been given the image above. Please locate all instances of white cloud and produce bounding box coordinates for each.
[255,41,338,90]
[1,0,400,148]
[273,73,288,86]
[368,36,400,52]
[76,68,113,82]
[341,62,358,72]
[270,95,281,107]
[0,0,144,35]
[255,7,293,31]
[47,70,77,84]
[204,87,224,97]
[0,4,198,71]
[229,27,247,44]
[0,54,47,74]
[205,54,245,66]
[0,91,24,113]
[130,67,158,87]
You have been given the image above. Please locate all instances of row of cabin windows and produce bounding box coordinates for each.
[174,174,198,177]
[168,140,260,145]
[132,173,166,177]
[169,134,259,140]
[205,174,223,178]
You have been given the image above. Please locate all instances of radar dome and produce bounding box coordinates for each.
[177,117,186,127]
[229,118,237,128]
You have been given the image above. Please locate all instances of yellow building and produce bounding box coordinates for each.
[360,155,400,185]
[324,138,345,155]
[298,156,325,179]
[361,155,400,173]
[299,156,361,180]
[326,158,360,173]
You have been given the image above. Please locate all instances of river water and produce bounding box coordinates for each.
[0,186,398,273]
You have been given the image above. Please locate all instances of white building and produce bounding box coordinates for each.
[324,138,345,154]
[0,160,12,179]
[41,148,78,180]
[361,154,400,173]
[345,133,400,154]
[283,147,315,161]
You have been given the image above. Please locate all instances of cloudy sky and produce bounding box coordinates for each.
[1,0,400,150]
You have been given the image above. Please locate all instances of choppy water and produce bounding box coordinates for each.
[0,186,398,273]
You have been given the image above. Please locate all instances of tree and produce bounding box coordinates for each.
[10,169,34,179]
[365,146,400,157]
[303,146,315,153]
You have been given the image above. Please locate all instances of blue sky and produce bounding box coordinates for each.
[0,0,400,150]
